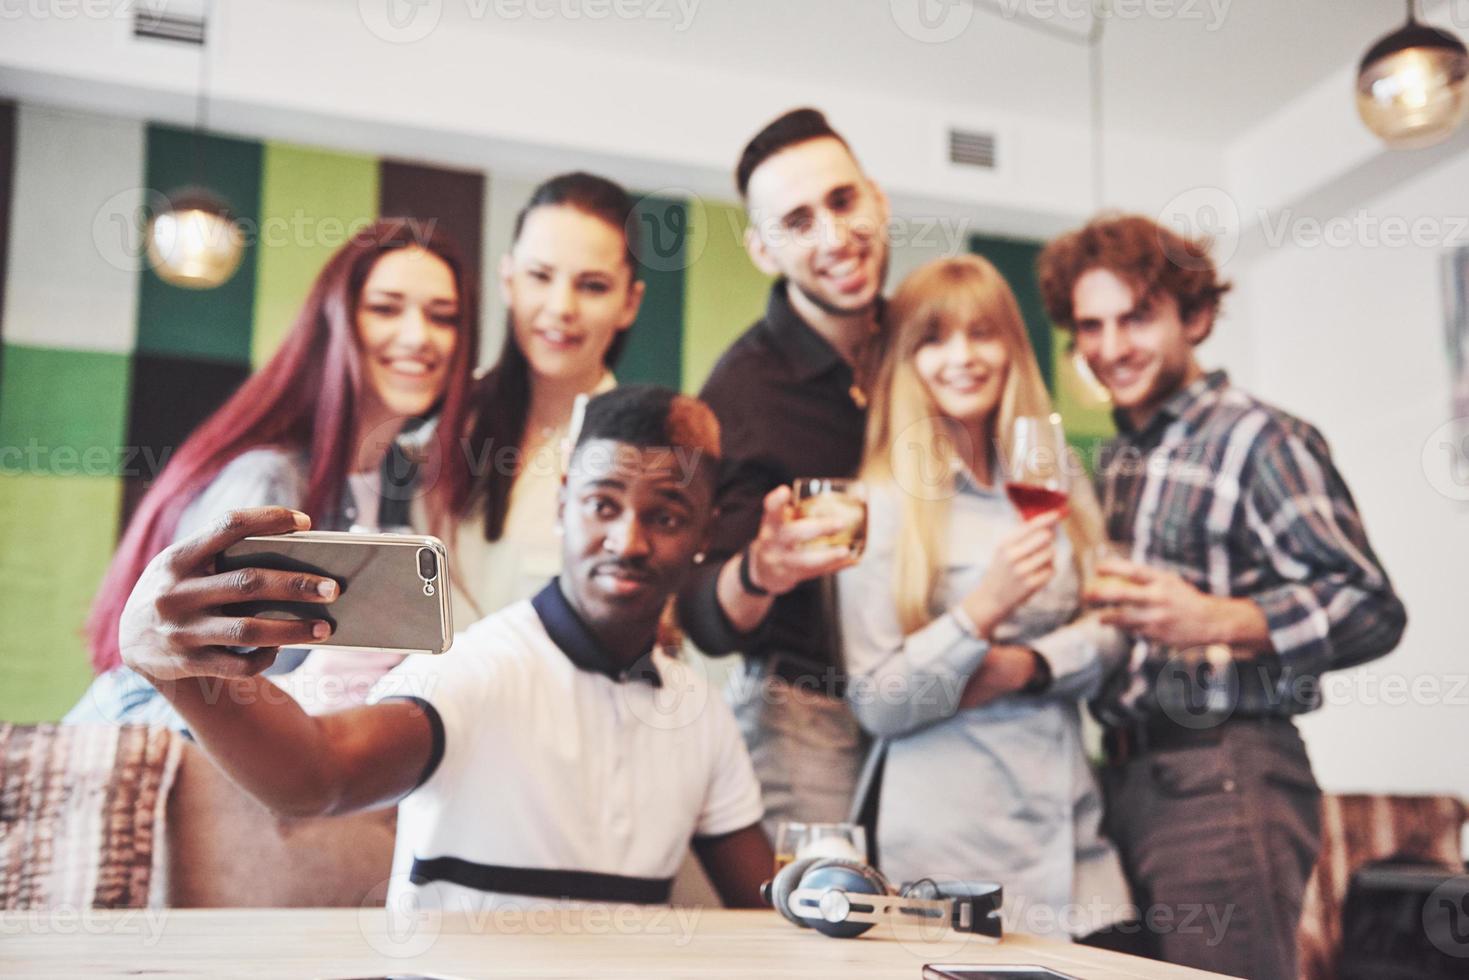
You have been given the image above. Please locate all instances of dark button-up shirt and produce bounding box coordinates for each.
[677,281,868,668]
[1091,370,1407,722]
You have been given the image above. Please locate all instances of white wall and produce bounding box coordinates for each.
[0,0,1218,241]
[1228,152,1469,801]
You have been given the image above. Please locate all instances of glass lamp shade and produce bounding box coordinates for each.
[1356,20,1469,149]
[146,191,245,289]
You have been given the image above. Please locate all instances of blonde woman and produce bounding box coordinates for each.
[838,255,1131,942]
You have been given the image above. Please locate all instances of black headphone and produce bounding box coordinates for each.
[761,856,1004,940]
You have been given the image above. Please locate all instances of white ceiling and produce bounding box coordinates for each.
[427,0,1413,143]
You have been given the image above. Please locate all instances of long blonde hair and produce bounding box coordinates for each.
[861,255,1103,633]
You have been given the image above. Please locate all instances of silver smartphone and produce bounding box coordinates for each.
[218,531,453,655]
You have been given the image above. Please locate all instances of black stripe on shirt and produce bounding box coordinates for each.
[409,856,672,905]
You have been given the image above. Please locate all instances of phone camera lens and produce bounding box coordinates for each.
[416,547,438,582]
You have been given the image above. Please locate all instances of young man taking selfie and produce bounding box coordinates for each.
[117,386,772,912]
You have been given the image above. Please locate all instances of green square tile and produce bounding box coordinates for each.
[0,344,130,476]
[0,472,122,722]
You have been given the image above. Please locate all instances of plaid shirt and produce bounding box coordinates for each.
[1093,370,1406,721]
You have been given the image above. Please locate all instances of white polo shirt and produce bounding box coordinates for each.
[368,579,764,911]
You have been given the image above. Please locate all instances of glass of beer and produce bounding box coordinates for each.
[774,821,868,875]
[792,478,868,560]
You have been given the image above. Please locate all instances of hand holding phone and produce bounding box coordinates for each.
[118,508,340,682]
[118,508,454,687]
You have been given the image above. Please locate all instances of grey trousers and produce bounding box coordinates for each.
[1101,718,1322,980]
[727,659,867,837]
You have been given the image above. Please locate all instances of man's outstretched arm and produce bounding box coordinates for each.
[121,506,431,817]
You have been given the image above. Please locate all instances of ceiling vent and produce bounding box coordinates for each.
[134,5,206,45]
[948,127,997,169]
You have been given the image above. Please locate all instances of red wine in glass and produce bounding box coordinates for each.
[1008,414,1072,519]
[1005,482,1069,519]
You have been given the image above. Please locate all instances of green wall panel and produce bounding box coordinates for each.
[251,143,379,367]
[618,194,686,390]
[136,125,262,363]
[0,473,121,722]
[969,234,1052,391]
[682,200,771,394]
[0,345,130,476]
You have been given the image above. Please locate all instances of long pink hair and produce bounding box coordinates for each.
[86,218,479,673]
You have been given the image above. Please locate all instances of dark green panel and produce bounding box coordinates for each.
[618,194,686,390]
[136,125,262,363]
[969,234,1051,391]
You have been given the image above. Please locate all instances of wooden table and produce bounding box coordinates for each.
[0,907,1234,978]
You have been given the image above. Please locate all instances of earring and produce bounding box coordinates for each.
[694,551,707,563]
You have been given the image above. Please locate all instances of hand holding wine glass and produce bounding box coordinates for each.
[960,509,1062,638]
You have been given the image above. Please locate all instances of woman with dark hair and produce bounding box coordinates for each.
[438,172,645,626]
[67,218,479,726]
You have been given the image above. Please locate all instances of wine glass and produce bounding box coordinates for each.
[1005,413,1072,519]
